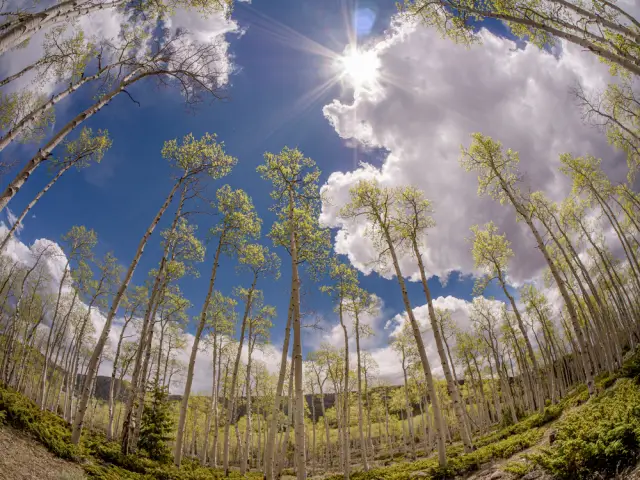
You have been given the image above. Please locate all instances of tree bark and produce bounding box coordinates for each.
[0,0,121,55]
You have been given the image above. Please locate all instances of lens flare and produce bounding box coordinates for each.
[337,46,380,90]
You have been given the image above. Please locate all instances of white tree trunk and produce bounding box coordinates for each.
[70,178,182,444]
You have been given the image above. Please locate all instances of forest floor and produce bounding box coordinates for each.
[0,424,86,480]
[3,357,640,480]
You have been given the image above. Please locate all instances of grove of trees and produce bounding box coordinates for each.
[0,0,638,479]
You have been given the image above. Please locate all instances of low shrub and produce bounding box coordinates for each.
[502,460,533,478]
[530,378,640,479]
[559,384,590,409]
[620,348,640,382]
[84,463,147,480]
[84,432,155,474]
[0,386,81,460]
[475,404,562,449]
[324,429,541,480]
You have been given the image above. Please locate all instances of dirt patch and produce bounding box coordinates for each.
[0,424,85,480]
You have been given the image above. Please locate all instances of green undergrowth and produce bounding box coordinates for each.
[502,459,534,478]
[530,378,640,479]
[620,347,640,382]
[0,385,262,480]
[84,434,264,480]
[326,428,542,480]
[474,404,562,449]
[0,385,82,460]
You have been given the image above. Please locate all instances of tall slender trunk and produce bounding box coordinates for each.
[70,177,183,444]
[241,339,255,474]
[202,333,219,466]
[276,363,295,478]
[401,359,416,460]
[339,302,350,479]
[121,186,186,453]
[412,237,474,450]
[493,170,595,395]
[223,273,258,475]
[39,263,69,408]
[0,62,124,154]
[0,0,122,54]
[496,267,545,411]
[0,69,149,214]
[353,310,369,471]
[264,279,295,479]
[288,186,306,480]
[379,222,446,466]
[174,238,224,466]
[107,313,134,440]
[316,378,331,467]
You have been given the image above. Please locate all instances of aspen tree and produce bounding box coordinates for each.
[404,0,640,76]
[339,179,448,466]
[241,304,275,473]
[391,324,418,460]
[461,134,596,395]
[72,133,234,444]
[0,0,233,55]
[395,186,475,450]
[0,128,111,254]
[39,226,96,409]
[258,147,330,480]
[107,286,147,440]
[321,260,360,478]
[470,222,545,410]
[346,288,377,470]
[0,29,228,214]
[201,292,236,466]
[174,185,258,465]
[223,245,279,475]
[307,349,332,466]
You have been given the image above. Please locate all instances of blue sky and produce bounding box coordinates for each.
[2,0,514,358]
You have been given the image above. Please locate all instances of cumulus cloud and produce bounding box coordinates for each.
[0,223,285,394]
[320,16,629,286]
[0,3,238,100]
[6,208,23,235]
[306,294,389,351]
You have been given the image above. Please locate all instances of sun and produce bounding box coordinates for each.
[337,46,380,90]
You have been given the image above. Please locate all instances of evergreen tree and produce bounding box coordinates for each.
[138,385,175,463]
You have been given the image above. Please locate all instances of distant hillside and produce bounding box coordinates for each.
[75,375,129,403]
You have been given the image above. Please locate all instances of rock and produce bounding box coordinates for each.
[548,429,557,445]
[521,470,553,480]
[409,471,428,478]
[465,468,503,480]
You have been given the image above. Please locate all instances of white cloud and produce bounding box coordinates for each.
[6,208,23,235]
[0,5,237,105]
[307,294,389,351]
[320,16,630,286]
[0,221,288,396]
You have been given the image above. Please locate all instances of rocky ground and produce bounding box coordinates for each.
[0,425,86,480]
